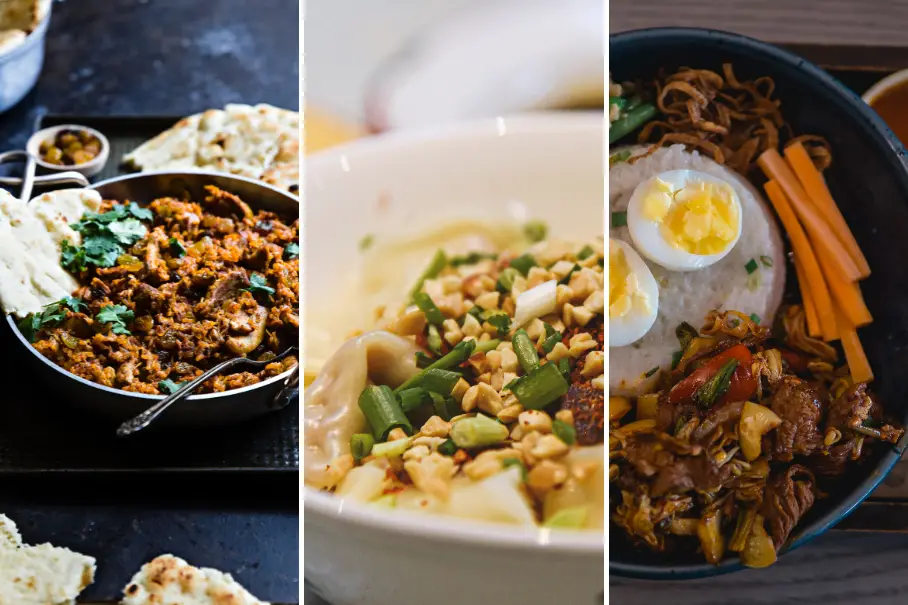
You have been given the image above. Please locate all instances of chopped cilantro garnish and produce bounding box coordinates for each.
[63,203,152,271]
[611,211,627,228]
[245,273,276,297]
[96,304,134,335]
[644,366,660,378]
[484,312,511,336]
[16,296,87,343]
[509,253,537,276]
[168,237,187,258]
[744,258,759,274]
[609,150,632,166]
[158,379,187,395]
[284,242,300,260]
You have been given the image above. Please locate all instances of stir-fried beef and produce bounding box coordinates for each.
[770,377,823,461]
[761,465,816,548]
[623,431,732,497]
[826,383,871,431]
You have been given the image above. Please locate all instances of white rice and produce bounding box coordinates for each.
[609,145,786,396]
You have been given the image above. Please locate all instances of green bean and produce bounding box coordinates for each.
[609,103,657,144]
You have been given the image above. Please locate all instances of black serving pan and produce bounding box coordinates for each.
[610,27,908,579]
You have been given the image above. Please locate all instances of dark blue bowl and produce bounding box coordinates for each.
[610,27,908,580]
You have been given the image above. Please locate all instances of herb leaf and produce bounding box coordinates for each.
[127,202,154,221]
[96,304,134,335]
[485,312,511,336]
[18,296,89,342]
[64,204,153,271]
[107,218,147,246]
[169,237,187,258]
[158,379,187,395]
[245,273,275,296]
[284,242,300,260]
[693,358,739,409]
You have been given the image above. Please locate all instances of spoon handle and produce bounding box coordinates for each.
[116,356,247,437]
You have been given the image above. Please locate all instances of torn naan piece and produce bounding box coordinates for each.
[123,104,299,193]
[121,555,268,605]
[304,330,421,489]
[0,188,102,317]
[0,514,22,549]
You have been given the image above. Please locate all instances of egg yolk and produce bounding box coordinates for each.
[642,179,739,255]
[609,241,651,318]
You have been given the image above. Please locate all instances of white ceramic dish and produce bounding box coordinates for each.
[364,0,604,132]
[27,124,110,178]
[304,113,604,605]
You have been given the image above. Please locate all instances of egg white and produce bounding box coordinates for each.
[626,169,743,272]
[609,238,659,348]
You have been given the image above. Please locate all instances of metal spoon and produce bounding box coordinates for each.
[116,346,299,437]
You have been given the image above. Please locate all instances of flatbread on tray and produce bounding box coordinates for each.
[121,554,269,605]
[0,513,96,605]
[123,103,300,194]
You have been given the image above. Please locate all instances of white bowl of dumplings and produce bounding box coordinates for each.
[304,113,604,605]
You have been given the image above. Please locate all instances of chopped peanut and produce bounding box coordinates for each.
[421,415,453,438]
[519,409,553,434]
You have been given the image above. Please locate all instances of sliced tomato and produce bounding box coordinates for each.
[669,344,757,406]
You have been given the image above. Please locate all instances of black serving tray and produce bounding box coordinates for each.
[0,113,299,474]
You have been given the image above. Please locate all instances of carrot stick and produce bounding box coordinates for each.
[758,149,862,282]
[764,180,837,340]
[836,306,874,383]
[784,142,870,279]
[813,240,873,327]
[794,259,822,338]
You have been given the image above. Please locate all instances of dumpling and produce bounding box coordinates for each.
[304,330,421,489]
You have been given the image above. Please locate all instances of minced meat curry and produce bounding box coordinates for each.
[20,185,299,395]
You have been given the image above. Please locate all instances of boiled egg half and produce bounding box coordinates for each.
[609,238,659,347]
[626,169,742,271]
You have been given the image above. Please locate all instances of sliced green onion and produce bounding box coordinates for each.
[557,357,571,380]
[408,249,448,301]
[611,211,627,228]
[671,350,683,370]
[675,322,698,351]
[415,368,462,396]
[502,457,528,482]
[524,220,548,243]
[609,96,628,110]
[449,415,509,448]
[395,339,477,392]
[438,439,458,456]
[509,253,537,276]
[744,258,758,274]
[430,392,460,421]
[609,150,632,166]
[496,267,520,293]
[359,234,375,251]
[552,419,577,446]
[414,292,445,325]
[449,251,497,267]
[398,387,430,413]
[749,313,761,324]
[760,255,774,267]
[543,506,589,529]
[510,362,570,410]
[358,385,413,440]
[426,323,443,355]
[644,366,659,378]
[415,351,434,368]
[577,245,594,260]
[693,358,739,409]
[474,338,501,354]
[512,329,540,373]
[513,279,557,328]
[350,433,374,461]
[541,323,562,353]
[371,437,413,458]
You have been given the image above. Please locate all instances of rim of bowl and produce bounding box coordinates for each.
[304,488,603,553]
[305,112,603,553]
[610,26,908,579]
[26,123,110,173]
[862,68,908,105]
[7,169,299,401]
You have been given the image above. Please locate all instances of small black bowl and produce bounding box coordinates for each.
[610,27,908,579]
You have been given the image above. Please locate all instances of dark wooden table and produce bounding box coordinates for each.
[611,3,908,602]
[0,0,299,602]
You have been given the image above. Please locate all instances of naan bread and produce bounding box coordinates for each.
[0,188,102,317]
[121,555,268,605]
[304,331,421,489]
[123,104,299,193]
[0,514,95,605]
